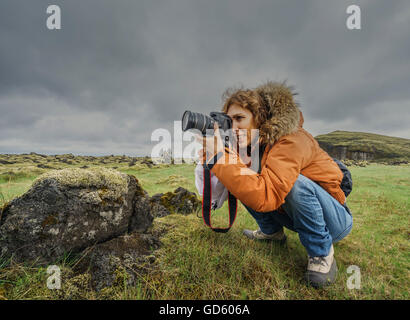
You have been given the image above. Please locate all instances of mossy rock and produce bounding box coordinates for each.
[33,167,128,201]
[0,167,154,265]
[151,187,201,216]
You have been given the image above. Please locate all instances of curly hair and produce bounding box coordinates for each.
[221,87,267,128]
[221,81,300,146]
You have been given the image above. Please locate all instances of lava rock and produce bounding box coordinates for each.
[77,232,161,291]
[0,167,153,264]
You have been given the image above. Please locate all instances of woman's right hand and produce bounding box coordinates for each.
[195,123,225,165]
[197,148,206,164]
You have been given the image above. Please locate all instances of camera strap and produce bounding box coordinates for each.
[202,166,237,233]
[201,143,266,233]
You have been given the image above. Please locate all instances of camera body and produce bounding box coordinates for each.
[208,112,232,136]
[181,110,232,136]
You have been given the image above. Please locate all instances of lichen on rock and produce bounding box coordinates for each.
[33,167,128,201]
[0,168,153,264]
[0,165,198,294]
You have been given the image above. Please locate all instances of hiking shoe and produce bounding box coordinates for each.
[305,245,338,288]
[242,228,287,244]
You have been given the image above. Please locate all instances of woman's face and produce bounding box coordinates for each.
[226,103,258,149]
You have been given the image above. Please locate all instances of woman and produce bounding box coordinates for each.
[195,81,353,288]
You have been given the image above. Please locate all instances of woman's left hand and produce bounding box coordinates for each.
[196,123,225,163]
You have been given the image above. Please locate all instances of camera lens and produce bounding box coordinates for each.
[181,111,214,135]
[182,111,191,131]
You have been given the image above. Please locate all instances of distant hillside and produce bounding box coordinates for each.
[315,131,410,163]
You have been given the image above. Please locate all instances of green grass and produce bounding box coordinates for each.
[0,159,409,300]
[122,166,197,196]
[135,163,409,300]
[0,178,38,205]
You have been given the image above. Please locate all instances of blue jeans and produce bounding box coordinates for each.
[244,174,353,257]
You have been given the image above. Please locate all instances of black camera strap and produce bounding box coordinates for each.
[202,151,237,233]
[201,144,266,233]
[202,167,238,233]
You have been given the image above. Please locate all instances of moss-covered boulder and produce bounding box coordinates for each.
[0,168,153,264]
[150,187,201,218]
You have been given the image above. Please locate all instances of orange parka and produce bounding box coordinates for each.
[209,82,345,213]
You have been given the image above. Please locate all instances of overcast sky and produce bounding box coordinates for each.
[1,0,409,156]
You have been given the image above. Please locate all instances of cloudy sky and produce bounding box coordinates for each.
[1,0,409,156]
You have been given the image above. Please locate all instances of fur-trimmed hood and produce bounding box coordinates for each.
[254,81,302,145]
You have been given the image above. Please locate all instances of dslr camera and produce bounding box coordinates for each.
[181,110,232,140]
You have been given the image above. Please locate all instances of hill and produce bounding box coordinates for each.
[315,131,410,163]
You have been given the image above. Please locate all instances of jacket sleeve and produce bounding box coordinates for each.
[210,134,314,212]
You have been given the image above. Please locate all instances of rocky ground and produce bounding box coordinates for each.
[0,166,201,293]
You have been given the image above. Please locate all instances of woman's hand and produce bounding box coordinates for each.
[196,123,225,164]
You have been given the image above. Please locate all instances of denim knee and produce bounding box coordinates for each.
[332,214,353,243]
[285,174,316,204]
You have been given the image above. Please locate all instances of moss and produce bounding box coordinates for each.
[159,192,177,214]
[179,193,201,213]
[115,196,124,205]
[98,286,116,299]
[0,286,6,300]
[132,175,146,197]
[61,273,92,299]
[158,191,200,214]
[33,167,128,201]
[112,266,129,288]
[98,187,109,198]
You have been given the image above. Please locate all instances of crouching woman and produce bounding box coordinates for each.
[195,81,353,288]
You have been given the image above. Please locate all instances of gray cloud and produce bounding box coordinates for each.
[0,0,409,156]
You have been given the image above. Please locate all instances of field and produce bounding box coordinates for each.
[0,155,409,300]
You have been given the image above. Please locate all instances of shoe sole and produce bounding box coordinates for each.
[243,231,287,245]
[305,258,338,288]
